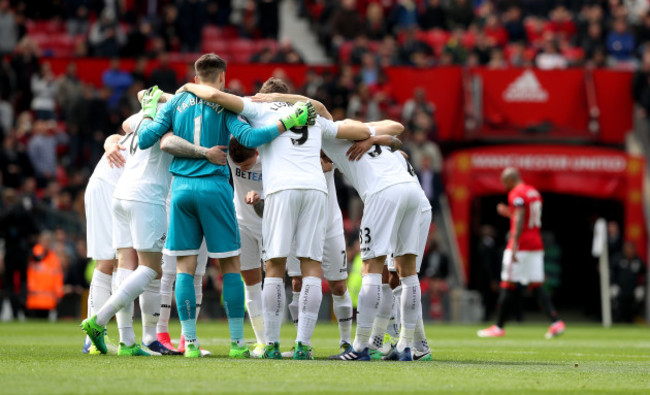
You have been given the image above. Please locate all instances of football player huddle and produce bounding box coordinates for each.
[81,53,432,361]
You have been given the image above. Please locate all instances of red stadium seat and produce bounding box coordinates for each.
[338,41,355,63]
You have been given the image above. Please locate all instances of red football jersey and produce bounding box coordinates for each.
[506,183,544,251]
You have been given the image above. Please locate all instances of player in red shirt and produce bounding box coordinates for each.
[478,167,565,339]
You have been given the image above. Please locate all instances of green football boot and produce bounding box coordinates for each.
[80,315,107,354]
[260,342,282,359]
[229,342,251,359]
[117,343,151,356]
[184,343,201,358]
[369,348,385,360]
[293,342,314,360]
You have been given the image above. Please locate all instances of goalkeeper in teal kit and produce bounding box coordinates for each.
[138,54,315,358]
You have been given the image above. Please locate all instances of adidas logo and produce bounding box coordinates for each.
[502,70,548,102]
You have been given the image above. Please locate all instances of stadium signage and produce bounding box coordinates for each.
[471,154,627,173]
[502,71,549,102]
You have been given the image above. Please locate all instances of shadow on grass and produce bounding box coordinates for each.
[434,359,564,367]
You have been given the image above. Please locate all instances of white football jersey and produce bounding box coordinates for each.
[240,100,334,196]
[228,154,264,230]
[320,120,416,202]
[325,169,344,237]
[113,110,172,206]
[89,151,128,187]
[393,150,431,212]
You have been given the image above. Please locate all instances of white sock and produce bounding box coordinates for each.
[157,271,174,334]
[89,270,112,316]
[332,290,353,346]
[139,279,161,346]
[288,291,300,328]
[369,284,394,350]
[245,282,266,344]
[387,285,402,338]
[397,275,420,352]
[353,273,382,352]
[295,276,322,346]
[414,308,429,352]
[263,277,285,345]
[113,268,134,346]
[96,266,158,346]
[194,275,203,321]
[111,272,117,294]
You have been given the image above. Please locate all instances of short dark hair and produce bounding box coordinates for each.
[229,136,256,163]
[194,53,227,82]
[259,77,289,94]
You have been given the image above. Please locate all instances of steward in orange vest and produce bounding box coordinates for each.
[26,242,64,312]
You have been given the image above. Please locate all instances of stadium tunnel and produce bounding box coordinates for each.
[445,145,646,318]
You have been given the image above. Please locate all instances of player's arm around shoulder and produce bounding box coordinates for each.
[251,93,333,120]
[160,132,227,165]
[176,83,245,114]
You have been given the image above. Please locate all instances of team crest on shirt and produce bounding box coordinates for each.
[160,233,167,242]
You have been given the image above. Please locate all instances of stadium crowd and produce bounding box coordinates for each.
[0,0,646,323]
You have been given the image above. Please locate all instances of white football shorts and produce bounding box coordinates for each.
[112,198,167,253]
[85,178,117,260]
[501,249,545,285]
[262,189,327,262]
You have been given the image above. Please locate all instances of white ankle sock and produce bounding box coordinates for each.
[295,276,322,346]
[97,266,157,329]
[288,291,300,328]
[263,277,285,345]
[397,275,420,352]
[353,273,382,352]
[414,309,429,352]
[194,275,203,321]
[369,284,394,350]
[113,268,134,346]
[332,290,353,346]
[387,285,402,338]
[245,282,265,345]
[157,270,174,334]
[89,270,112,316]
[139,279,161,345]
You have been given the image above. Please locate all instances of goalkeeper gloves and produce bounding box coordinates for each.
[280,101,316,131]
[141,85,164,119]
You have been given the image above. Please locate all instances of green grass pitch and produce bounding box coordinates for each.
[0,321,649,394]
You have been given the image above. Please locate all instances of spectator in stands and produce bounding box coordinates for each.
[503,6,526,43]
[377,36,400,67]
[0,91,12,134]
[206,0,232,27]
[60,238,89,318]
[447,0,475,30]
[483,14,508,48]
[607,18,637,66]
[301,69,324,98]
[443,28,469,65]
[30,62,57,120]
[610,241,646,322]
[0,0,17,56]
[149,52,177,94]
[548,5,577,41]
[55,63,83,122]
[272,39,305,64]
[399,27,434,65]
[11,37,40,113]
[634,10,650,51]
[178,0,207,52]
[27,120,68,187]
[257,0,280,40]
[632,47,650,118]
[359,52,380,87]
[579,22,606,60]
[536,39,568,69]
[122,19,152,58]
[330,0,364,47]
[88,8,126,57]
[348,83,381,121]
[393,0,419,32]
[102,58,134,110]
[419,0,447,31]
[0,188,39,320]
[0,132,33,189]
[402,87,435,129]
[159,4,181,52]
[365,3,388,40]
[251,47,276,63]
[473,31,493,65]
[66,4,89,36]
[131,57,148,87]
[488,48,508,69]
